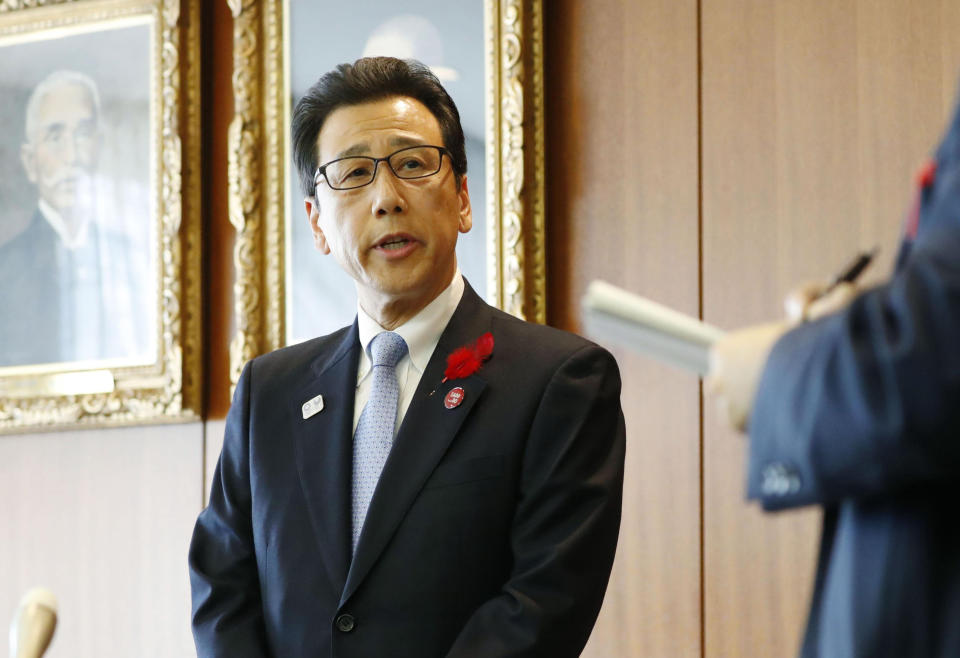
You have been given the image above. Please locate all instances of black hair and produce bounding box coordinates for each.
[291,56,467,197]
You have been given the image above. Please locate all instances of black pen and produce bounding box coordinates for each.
[820,247,879,298]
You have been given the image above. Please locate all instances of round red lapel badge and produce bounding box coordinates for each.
[444,386,466,409]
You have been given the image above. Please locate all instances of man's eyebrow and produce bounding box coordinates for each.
[41,122,66,137]
[331,136,428,160]
[389,136,423,149]
[333,143,370,159]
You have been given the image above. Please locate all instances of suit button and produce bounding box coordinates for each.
[335,613,356,633]
[761,463,802,496]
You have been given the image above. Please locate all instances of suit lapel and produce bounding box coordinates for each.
[341,284,492,604]
[293,323,360,596]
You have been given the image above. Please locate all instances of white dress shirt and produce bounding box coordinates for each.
[38,200,102,361]
[353,270,465,435]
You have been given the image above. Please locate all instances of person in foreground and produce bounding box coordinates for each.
[706,86,960,657]
[189,57,625,657]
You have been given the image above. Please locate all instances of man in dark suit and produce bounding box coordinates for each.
[189,57,625,657]
[0,70,148,367]
[706,85,960,656]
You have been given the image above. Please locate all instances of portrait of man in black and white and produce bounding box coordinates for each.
[0,68,153,368]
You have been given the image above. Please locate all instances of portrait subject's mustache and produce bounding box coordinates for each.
[50,166,95,187]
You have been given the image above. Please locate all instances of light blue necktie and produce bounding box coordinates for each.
[352,331,408,553]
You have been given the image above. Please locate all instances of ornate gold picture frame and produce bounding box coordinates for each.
[227,0,544,384]
[0,0,201,433]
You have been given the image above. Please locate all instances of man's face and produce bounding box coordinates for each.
[305,96,472,317]
[20,82,100,218]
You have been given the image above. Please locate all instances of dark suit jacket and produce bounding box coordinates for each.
[189,282,626,657]
[0,211,68,366]
[0,210,146,367]
[747,90,960,657]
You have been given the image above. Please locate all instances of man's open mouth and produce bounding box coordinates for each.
[375,234,415,250]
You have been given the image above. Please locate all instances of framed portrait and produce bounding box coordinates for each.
[0,0,201,433]
[227,0,544,382]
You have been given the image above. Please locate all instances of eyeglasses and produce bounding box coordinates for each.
[314,145,451,191]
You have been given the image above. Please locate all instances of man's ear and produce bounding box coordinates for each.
[305,197,331,254]
[457,175,473,234]
[20,143,37,184]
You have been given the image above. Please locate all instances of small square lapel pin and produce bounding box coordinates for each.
[301,394,324,420]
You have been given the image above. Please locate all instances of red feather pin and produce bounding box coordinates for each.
[442,332,494,384]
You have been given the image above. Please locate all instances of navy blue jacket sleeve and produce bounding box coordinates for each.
[747,119,960,511]
[189,361,270,656]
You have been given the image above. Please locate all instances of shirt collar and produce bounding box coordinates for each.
[38,199,91,250]
[356,269,465,377]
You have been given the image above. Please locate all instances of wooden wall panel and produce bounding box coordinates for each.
[545,1,701,656]
[944,0,960,115]
[0,423,203,657]
[702,1,960,656]
[204,0,236,419]
[701,3,819,654]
